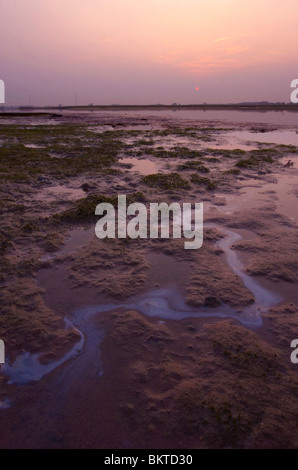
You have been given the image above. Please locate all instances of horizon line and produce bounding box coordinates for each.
[2,102,298,110]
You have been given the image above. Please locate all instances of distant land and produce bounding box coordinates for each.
[1,102,298,113]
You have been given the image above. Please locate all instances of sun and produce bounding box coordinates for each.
[195,86,199,91]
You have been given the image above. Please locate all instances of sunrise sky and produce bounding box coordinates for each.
[1,0,297,106]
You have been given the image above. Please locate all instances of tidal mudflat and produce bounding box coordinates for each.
[0,109,298,448]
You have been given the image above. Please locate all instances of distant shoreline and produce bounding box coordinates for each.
[1,103,298,115]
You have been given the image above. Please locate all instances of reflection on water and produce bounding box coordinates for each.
[225,130,298,147]
[62,108,298,126]
[0,399,11,410]
[24,144,46,149]
[35,185,85,202]
[208,140,257,151]
[216,171,298,222]
[69,224,280,339]
[3,108,298,126]
[120,157,158,175]
[88,125,115,133]
[39,227,94,261]
[2,220,283,385]
[2,319,85,385]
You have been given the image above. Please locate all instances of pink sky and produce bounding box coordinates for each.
[0,0,298,105]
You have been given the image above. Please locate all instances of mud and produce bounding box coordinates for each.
[0,110,298,448]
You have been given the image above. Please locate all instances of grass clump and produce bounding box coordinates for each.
[249,148,278,157]
[223,168,241,175]
[190,174,217,190]
[275,144,298,153]
[0,124,87,146]
[142,173,190,190]
[148,146,204,160]
[235,148,279,168]
[58,192,147,222]
[0,129,123,181]
[0,231,13,254]
[135,139,155,146]
[177,161,210,173]
[150,128,198,138]
[207,148,246,158]
[58,194,118,222]
[235,155,274,168]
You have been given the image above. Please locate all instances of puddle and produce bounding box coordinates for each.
[24,144,46,149]
[0,398,11,410]
[144,252,191,291]
[215,174,298,222]
[120,134,203,152]
[58,227,94,255]
[119,127,298,154]
[25,120,61,126]
[149,136,202,151]
[40,227,94,261]
[35,185,85,202]
[120,157,158,175]
[0,120,62,126]
[89,124,159,133]
[224,130,298,147]
[207,139,258,151]
[117,124,156,131]
[2,319,85,385]
[88,125,115,133]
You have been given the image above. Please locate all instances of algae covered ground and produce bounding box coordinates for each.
[0,110,298,448]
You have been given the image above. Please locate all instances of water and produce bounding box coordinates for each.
[40,227,94,261]
[216,171,298,223]
[224,130,298,147]
[2,221,282,385]
[2,108,297,387]
[59,108,298,126]
[120,157,158,175]
[2,319,85,385]
[8,107,296,126]
[24,144,46,149]
[35,185,85,202]
[0,399,11,410]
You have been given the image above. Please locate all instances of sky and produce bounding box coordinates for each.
[0,0,298,106]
